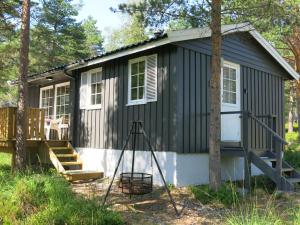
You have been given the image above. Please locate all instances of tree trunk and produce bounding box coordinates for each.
[297,95,300,140]
[209,0,222,190]
[295,56,300,141]
[14,0,30,171]
[288,82,294,133]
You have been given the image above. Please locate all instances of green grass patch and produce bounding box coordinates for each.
[0,153,124,225]
[225,198,283,225]
[224,193,300,225]
[189,183,240,207]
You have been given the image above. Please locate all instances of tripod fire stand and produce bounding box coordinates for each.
[102,121,179,216]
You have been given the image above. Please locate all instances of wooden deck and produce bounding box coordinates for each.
[0,107,103,182]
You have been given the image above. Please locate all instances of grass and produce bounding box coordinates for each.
[225,196,284,225]
[224,189,300,225]
[0,153,124,225]
[190,184,300,225]
[189,182,240,207]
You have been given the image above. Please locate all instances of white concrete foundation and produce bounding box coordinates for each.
[76,148,263,187]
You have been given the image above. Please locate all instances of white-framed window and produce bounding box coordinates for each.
[39,86,54,119]
[80,68,103,109]
[221,62,240,105]
[129,57,146,104]
[54,82,70,120]
[127,54,157,105]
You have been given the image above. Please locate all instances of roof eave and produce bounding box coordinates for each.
[249,30,299,80]
[22,23,298,83]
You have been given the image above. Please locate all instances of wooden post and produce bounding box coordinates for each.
[40,109,45,140]
[243,111,251,192]
[275,140,282,190]
[7,108,12,140]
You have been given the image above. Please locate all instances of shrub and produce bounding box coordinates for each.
[189,183,240,207]
[286,132,299,143]
[284,142,300,171]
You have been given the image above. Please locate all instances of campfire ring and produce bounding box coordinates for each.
[119,172,153,195]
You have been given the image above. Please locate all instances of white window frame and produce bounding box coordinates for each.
[54,81,70,120]
[39,85,54,119]
[127,56,147,106]
[80,67,103,110]
[221,61,240,106]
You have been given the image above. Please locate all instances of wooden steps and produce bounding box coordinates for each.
[251,150,300,191]
[287,178,300,184]
[45,140,103,182]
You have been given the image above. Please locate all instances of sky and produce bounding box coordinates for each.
[75,0,128,31]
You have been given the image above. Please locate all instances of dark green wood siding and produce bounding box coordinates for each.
[175,32,287,153]
[27,32,289,154]
[73,46,178,152]
[241,66,285,150]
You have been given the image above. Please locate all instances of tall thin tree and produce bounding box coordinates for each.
[209,0,222,190]
[15,0,30,171]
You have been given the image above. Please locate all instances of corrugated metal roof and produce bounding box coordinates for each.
[27,33,168,79]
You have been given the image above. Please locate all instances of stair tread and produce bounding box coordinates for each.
[282,167,294,172]
[287,178,300,183]
[50,147,72,150]
[56,154,77,158]
[63,170,103,175]
[61,161,82,166]
[263,157,276,162]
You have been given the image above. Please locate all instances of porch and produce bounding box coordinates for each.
[0,107,45,152]
[220,111,300,191]
[0,107,103,182]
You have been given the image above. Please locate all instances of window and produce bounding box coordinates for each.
[40,86,54,119]
[129,59,145,102]
[222,65,237,104]
[91,71,102,105]
[80,68,103,109]
[55,83,70,120]
[128,54,157,105]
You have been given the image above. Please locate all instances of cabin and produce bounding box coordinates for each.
[2,24,300,190]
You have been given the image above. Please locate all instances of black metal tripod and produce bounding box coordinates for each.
[102,121,179,216]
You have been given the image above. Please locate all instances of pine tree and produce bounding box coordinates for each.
[105,14,148,51]
[82,16,104,56]
[30,0,88,72]
[15,0,30,171]
[209,0,222,190]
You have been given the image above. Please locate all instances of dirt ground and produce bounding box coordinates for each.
[71,179,225,225]
[71,179,300,225]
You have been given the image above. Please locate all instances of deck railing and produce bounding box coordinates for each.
[0,107,45,141]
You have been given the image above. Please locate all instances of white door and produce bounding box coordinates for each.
[221,61,241,142]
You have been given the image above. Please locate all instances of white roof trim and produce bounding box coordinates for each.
[28,23,298,81]
[249,29,299,80]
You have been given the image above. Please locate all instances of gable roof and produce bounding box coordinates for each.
[25,23,299,83]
